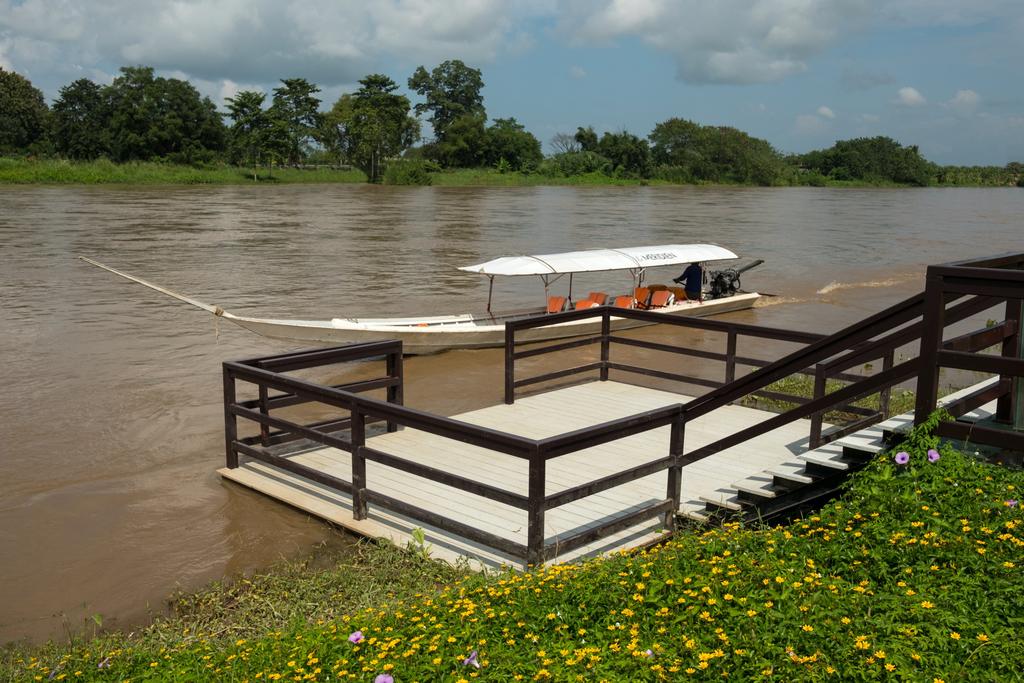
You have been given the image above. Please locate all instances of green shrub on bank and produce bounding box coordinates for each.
[382,160,434,185]
[6,414,1022,681]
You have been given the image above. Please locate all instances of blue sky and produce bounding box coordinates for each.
[2,1,1022,164]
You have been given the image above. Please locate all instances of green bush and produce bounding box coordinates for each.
[382,159,433,185]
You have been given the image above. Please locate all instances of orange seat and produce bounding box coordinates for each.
[670,286,688,301]
[574,299,599,310]
[649,290,673,308]
[633,287,651,309]
[587,291,608,305]
[648,284,669,292]
[613,295,634,308]
[547,296,567,313]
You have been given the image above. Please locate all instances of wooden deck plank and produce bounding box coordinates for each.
[220,380,822,568]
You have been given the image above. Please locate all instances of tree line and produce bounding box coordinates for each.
[1,63,1021,187]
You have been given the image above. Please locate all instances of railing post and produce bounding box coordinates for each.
[351,403,368,520]
[664,409,684,531]
[527,447,545,567]
[600,308,611,381]
[879,350,894,418]
[386,347,404,432]
[996,299,1021,424]
[725,328,738,384]
[258,384,271,446]
[808,364,826,448]
[223,365,238,468]
[505,322,515,404]
[915,270,946,425]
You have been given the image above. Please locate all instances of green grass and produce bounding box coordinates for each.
[738,373,919,422]
[0,158,367,185]
[427,168,670,187]
[5,413,1022,681]
[3,158,1010,188]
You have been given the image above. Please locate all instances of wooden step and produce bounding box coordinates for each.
[699,488,744,511]
[682,507,714,524]
[733,475,779,501]
[767,462,816,486]
[799,444,853,475]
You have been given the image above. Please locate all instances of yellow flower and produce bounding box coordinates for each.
[920,601,934,609]
[950,632,960,640]
[977,634,990,642]
[801,625,814,632]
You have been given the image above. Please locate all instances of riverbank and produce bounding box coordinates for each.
[4,418,1022,680]
[0,159,367,184]
[4,158,1016,188]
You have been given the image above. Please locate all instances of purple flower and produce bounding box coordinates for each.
[462,650,480,668]
[1007,500,1018,508]
[644,649,654,657]
[97,657,111,670]
[348,630,364,644]
[374,675,394,683]
[894,451,910,465]
[927,449,940,463]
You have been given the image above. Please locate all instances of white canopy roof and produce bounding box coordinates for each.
[459,244,738,276]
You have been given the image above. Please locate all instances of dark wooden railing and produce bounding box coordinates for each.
[224,345,685,565]
[223,254,1023,567]
[916,252,1024,451]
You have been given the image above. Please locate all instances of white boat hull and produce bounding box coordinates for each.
[224,292,761,354]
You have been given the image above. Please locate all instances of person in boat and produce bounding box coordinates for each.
[673,262,703,300]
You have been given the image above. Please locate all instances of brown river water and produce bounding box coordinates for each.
[0,185,1021,644]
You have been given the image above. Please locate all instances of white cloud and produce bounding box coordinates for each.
[817,105,835,119]
[0,0,535,95]
[559,0,871,84]
[896,86,927,106]
[946,88,980,114]
[568,64,586,79]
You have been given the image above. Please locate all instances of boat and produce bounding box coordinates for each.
[79,244,762,354]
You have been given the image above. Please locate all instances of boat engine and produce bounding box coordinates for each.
[707,259,764,299]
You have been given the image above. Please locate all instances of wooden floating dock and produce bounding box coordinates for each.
[221,380,819,569]
[219,253,1024,570]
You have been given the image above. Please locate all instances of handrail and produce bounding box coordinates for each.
[683,292,926,420]
[226,361,535,458]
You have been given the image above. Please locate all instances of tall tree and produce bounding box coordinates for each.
[104,66,225,162]
[432,113,487,168]
[269,78,322,165]
[549,132,580,155]
[597,130,651,178]
[51,78,109,159]
[319,93,355,166]
[574,126,599,153]
[0,68,49,153]
[332,74,419,182]
[225,90,270,179]
[484,118,542,171]
[407,59,485,163]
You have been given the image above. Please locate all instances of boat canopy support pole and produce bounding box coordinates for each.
[568,273,573,303]
[486,275,495,314]
[539,274,566,302]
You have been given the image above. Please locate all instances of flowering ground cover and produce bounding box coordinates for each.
[7,414,1023,681]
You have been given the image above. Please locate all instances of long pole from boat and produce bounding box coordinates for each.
[486,275,494,314]
[78,256,228,317]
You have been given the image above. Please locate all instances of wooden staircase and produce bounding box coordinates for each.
[682,378,1000,526]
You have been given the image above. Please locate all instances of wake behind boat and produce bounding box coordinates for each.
[80,244,762,354]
